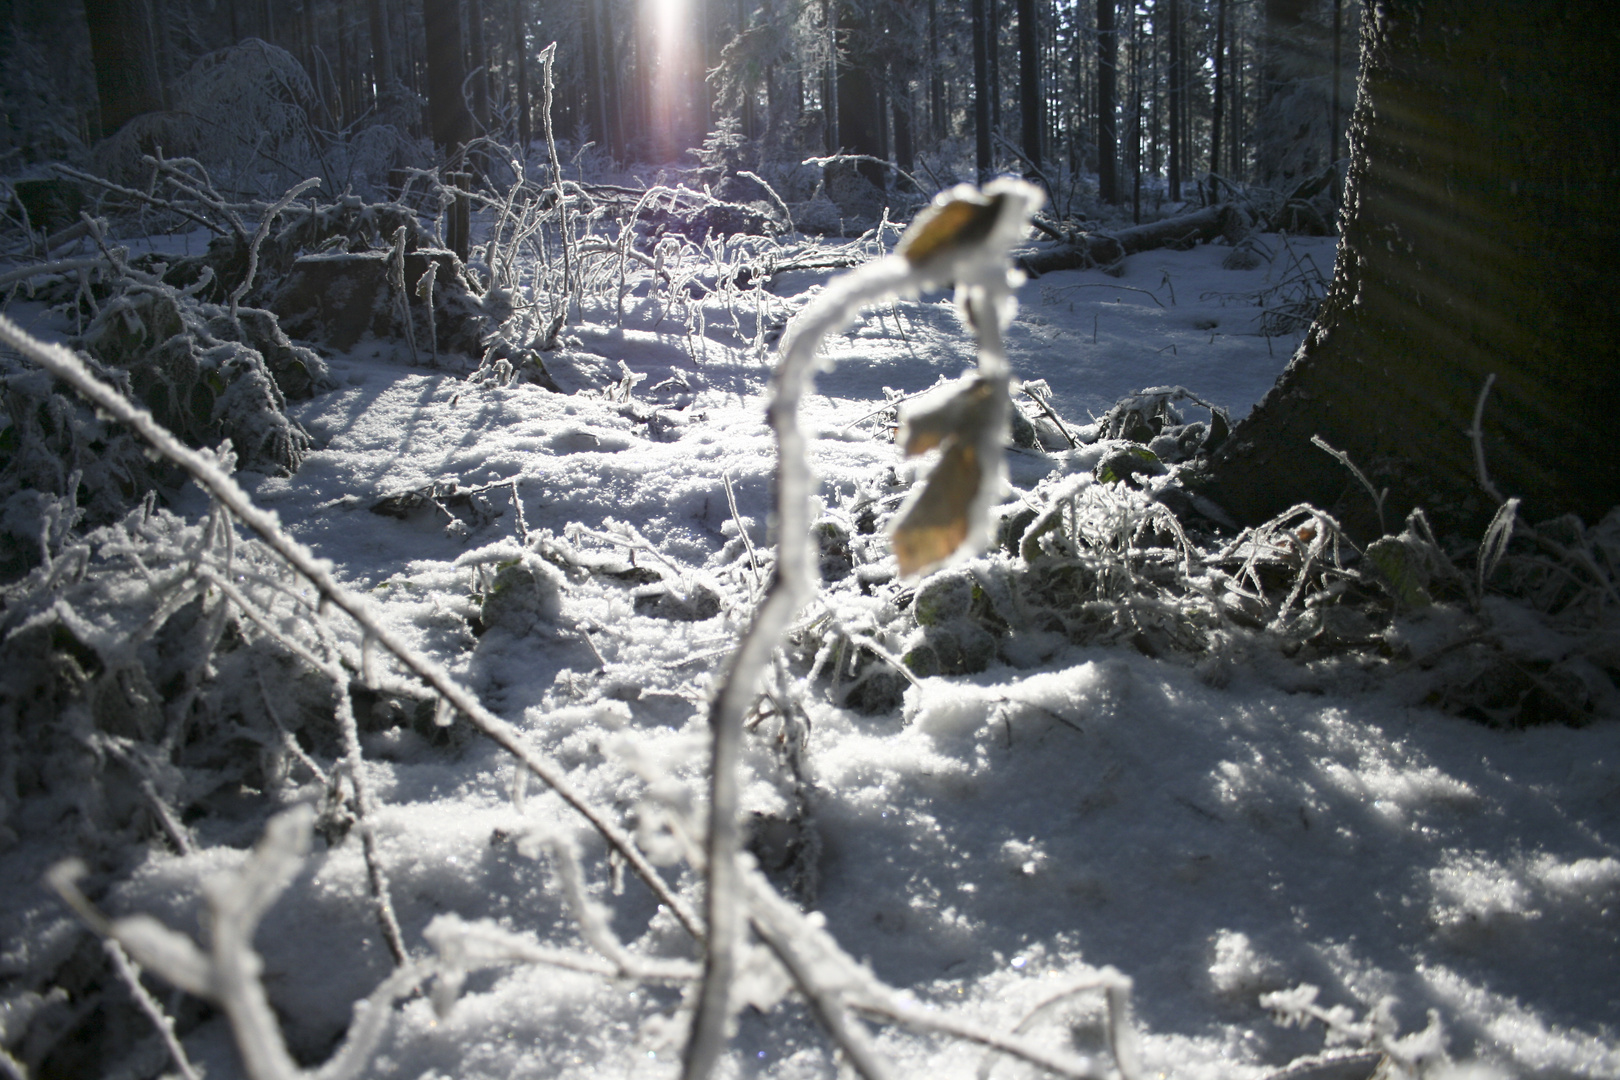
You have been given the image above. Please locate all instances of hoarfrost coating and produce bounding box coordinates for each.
[2,221,1615,1080]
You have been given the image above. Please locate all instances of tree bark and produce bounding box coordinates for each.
[512,0,528,146]
[972,0,991,181]
[986,0,999,133]
[1203,0,1620,538]
[1016,0,1039,173]
[1210,0,1225,183]
[1167,0,1181,200]
[928,0,943,142]
[423,0,473,153]
[465,0,490,133]
[835,7,884,188]
[1020,202,1244,275]
[368,0,394,106]
[1096,0,1116,203]
[84,0,164,137]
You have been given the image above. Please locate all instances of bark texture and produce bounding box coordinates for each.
[423,0,473,152]
[84,0,164,136]
[1204,0,1620,538]
[1021,203,1246,275]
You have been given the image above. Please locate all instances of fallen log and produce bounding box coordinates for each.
[1019,202,1250,275]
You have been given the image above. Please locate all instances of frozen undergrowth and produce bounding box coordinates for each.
[0,165,1615,1080]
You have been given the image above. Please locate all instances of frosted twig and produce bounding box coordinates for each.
[683,180,1043,1080]
[52,812,431,1080]
[0,312,701,942]
[520,832,658,977]
[1311,435,1387,535]
[837,378,949,436]
[52,162,235,238]
[229,176,322,321]
[105,939,203,1080]
[973,974,1144,1080]
[1020,382,1080,448]
[737,170,795,236]
[415,261,439,366]
[538,43,575,300]
[254,664,329,784]
[332,683,408,965]
[423,914,698,993]
[801,153,925,196]
[97,738,196,855]
[741,864,1123,1080]
[722,471,760,590]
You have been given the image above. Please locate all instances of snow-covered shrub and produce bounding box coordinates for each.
[93,39,424,200]
[0,349,159,576]
[76,284,318,474]
[0,502,343,849]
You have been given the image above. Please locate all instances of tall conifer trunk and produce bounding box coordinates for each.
[84,0,164,137]
[1096,0,1117,203]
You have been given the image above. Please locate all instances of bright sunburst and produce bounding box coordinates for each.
[645,0,695,160]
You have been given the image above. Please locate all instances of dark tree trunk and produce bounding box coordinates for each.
[835,7,884,188]
[1096,0,1116,203]
[972,0,990,180]
[598,0,622,158]
[1210,0,1225,182]
[423,0,473,153]
[465,0,489,133]
[1167,0,1181,200]
[1016,0,1039,173]
[581,0,608,153]
[986,0,999,133]
[1255,0,1307,183]
[369,0,394,105]
[928,0,943,142]
[892,78,914,184]
[1204,0,1620,538]
[512,0,528,146]
[84,0,164,137]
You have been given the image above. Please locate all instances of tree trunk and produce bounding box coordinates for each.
[1020,202,1245,274]
[512,0,528,146]
[1096,0,1116,203]
[465,0,489,133]
[986,0,999,133]
[581,0,608,153]
[1203,0,1620,538]
[835,7,884,188]
[1210,0,1225,183]
[823,0,836,152]
[1166,0,1180,200]
[84,0,164,137]
[1016,0,1039,173]
[368,0,394,106]
[892,78,914,185]
[928,0,943,142]
[423,0,473,153]
[971,0,990,180]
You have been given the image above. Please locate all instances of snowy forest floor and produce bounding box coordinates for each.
[3,220,1617,1080]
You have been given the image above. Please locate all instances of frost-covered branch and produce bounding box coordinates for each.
[1261,984,1450,1079]
[0,312,701,941]
[683,180,1044,1080]
[51,808,428,1080]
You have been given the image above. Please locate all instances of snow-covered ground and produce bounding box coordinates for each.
[5,221,1617,1080]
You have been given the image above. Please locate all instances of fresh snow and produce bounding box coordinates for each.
[5,225,1617,1079]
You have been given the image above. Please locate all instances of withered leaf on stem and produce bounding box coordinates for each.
[897,192,1008,269]
[891,439,983,577]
